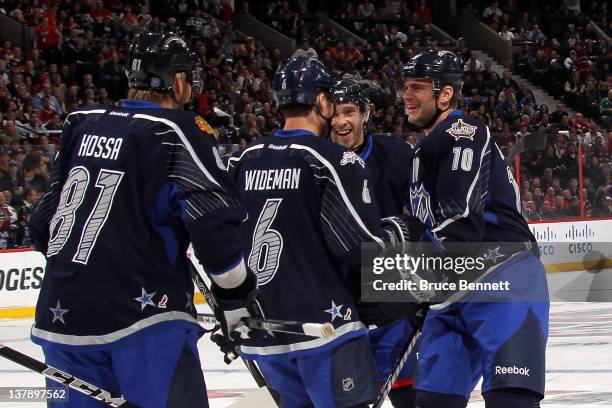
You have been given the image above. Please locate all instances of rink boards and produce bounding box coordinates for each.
[1,219,611,317]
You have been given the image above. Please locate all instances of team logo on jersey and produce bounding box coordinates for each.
[446,119,477,141]
[340,151,365,168]
[410,182,434,227]
[157,294,168,308]
[195,115,214,134]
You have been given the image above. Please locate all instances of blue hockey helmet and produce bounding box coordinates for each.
[402,50,464,103]
[126,32,203,94]
[331,77,370,113]
[273,57,336,108]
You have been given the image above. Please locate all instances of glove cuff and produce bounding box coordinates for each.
[212,267,257,310]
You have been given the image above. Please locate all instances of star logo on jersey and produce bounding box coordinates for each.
[445,119,477,141]
[134,288,156,311]
[50,300,69,324]
[340,151,365,168]
[195,115,214,134]
[483,247,505,263]
[324,301,343,322]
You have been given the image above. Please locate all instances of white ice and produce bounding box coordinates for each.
[1,301,611,407]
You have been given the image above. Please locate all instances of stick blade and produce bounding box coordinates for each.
[524,131,547,150]
[228,386,279,408]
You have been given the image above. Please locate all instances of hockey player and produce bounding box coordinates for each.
[401,50,549,408]
[28,32,258,408]
[330,77,417,408]
[226,57,390,408]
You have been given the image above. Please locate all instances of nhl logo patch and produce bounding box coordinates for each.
[446,119,477,141]
[195,115,214,134]
[342,377,354,392]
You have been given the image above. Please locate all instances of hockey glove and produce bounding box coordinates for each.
[210,267,261,342]
[381,215,428,247]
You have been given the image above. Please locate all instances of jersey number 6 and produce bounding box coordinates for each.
[248,198,284,286]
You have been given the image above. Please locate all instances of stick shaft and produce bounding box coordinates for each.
[0,344,138,407]
[373,330,421,408]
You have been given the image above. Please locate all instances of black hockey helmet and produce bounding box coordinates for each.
[273,57,336,108]
[126,32,203,94]
[331,77,370,113]
[402,50,464,103]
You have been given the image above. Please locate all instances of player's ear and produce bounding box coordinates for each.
[316,91,334,118]
[172,72,188,104]
[363,104,371,124]
[437,85,454,109]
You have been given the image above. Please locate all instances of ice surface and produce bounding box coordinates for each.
[1,299,611,407]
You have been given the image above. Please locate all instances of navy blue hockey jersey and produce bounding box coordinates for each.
[357,134,413,217]
[410,110,534,243]
[29,101,247,348]
[227,129,385,358]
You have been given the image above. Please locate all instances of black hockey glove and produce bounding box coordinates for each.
[210,267,261,342]
[381,215,428,247]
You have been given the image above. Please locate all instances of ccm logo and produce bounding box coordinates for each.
[495,365,530,376]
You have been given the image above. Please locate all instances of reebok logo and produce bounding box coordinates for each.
[495,365,530,376]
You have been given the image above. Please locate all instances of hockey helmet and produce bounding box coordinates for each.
[273,57,336,108]
[126,32,203,94]
[402,50,464,103]
[331,77,370,113]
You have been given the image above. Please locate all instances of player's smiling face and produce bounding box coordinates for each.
[331,103,365,150]
[403,79,437,128]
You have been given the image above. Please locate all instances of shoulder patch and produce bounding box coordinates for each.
[445,119,477,141]
[340,151,366,168]
[195,115,214,134]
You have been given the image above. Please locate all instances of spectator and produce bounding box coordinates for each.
[601,88,612,130]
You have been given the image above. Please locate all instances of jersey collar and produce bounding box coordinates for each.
[449,109,462,117]
[356,134,373,161]
[120,99,162,109]
[273,129,318,138]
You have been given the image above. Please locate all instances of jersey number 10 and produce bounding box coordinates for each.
[47,166,125,264]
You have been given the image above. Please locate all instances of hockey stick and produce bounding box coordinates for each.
[188,262,283,407]
[195,312,335,338]
[504,131,547,165]
[372,327,421,408]
[0,343,138,407]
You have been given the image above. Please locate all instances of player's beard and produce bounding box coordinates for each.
[406,99,437,129]
[332,122,365,150]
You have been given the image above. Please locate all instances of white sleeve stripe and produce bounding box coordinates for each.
[210,258,247,289]
[227,144,265,169]
[133,113,221,187]
[67,109,107,117]
[289,144,383,245]
[432,127,491,233]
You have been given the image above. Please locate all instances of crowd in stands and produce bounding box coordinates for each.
[472,0,611,219]
[0,0,609,249]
